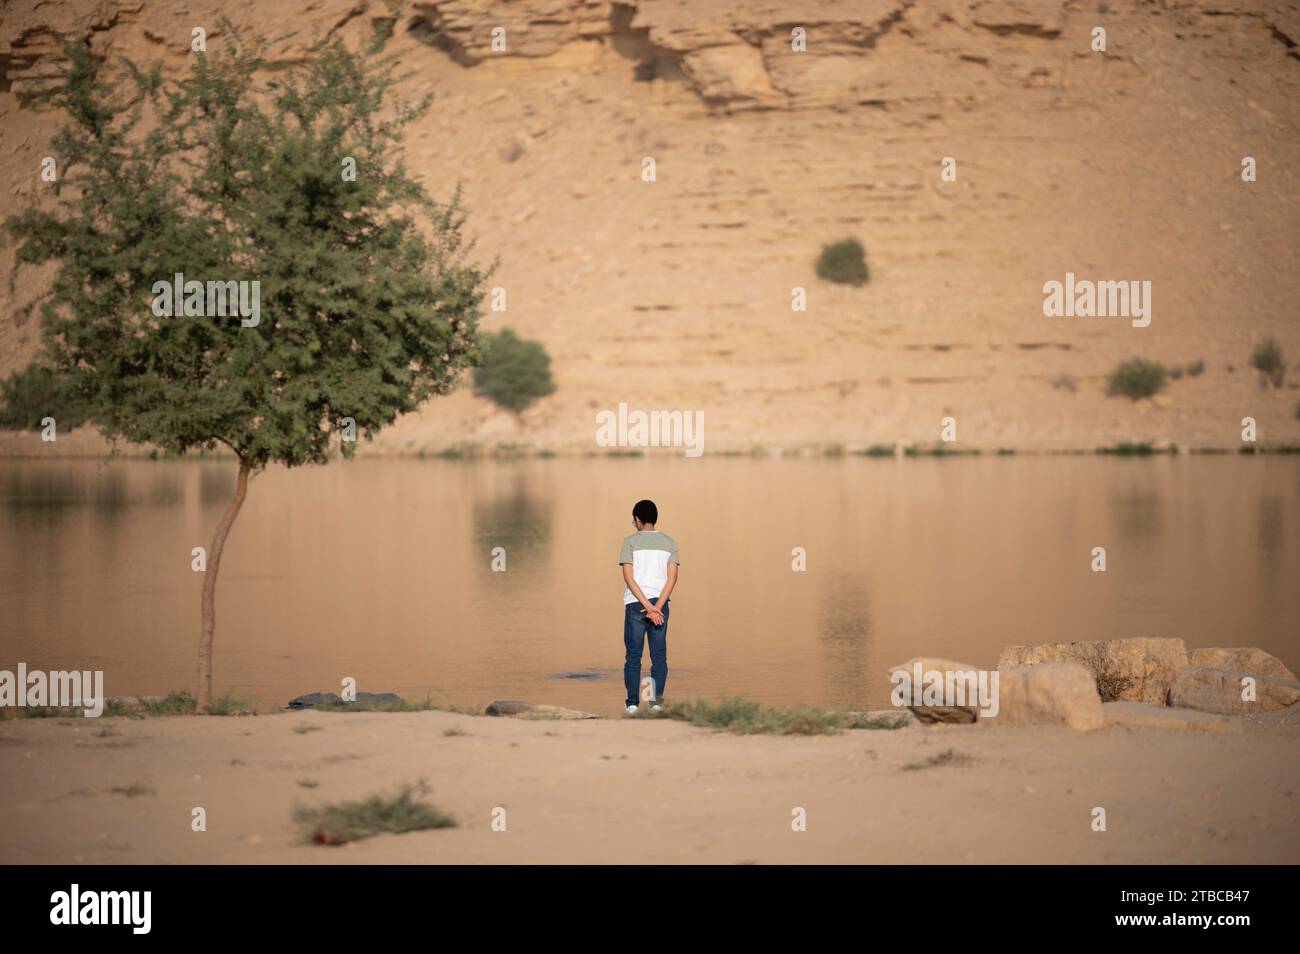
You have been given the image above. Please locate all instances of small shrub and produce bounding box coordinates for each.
[903,748,974,771]
[205,693,253,715]
[312,696,460,713]
[295,781,455,845]
[1107,358,1165,399]
[815,238,869,286]
[1098,442,1155,456]
[1187,359,1205,377]
[1250,338,1285,387]
[473,328,556,413]
[857,444,895,457]
[1095,668,1134,703]
[141,691,199,715]
[1167,365,1184,380]
[647,696,845,735]
[843,712,910,730]
[98,690,251,716]
[9,706,70,719]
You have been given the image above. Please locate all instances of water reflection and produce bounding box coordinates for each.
[817,574,872,709]
[1,456,1296,715]
[1258,496,1283,557]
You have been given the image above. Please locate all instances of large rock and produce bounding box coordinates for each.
[997,638,1188,704]
[1187,648,1296,683]
[981,662,1103,731]
[887,657,990,724]
[1167,668,1300,715]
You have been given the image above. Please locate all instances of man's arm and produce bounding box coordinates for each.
[651,563,678,613]
[622,564,664,625]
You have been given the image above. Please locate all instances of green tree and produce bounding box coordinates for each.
[473,328,556,413]
[3,31,488,709]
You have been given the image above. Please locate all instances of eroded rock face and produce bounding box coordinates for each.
[4,0,1300,459]
[0,0,1081,112]
[982,662,1103,731]
[4,0,1293,118]
[1,0,144,99]
[1187,648,1296,683]
[997,638,1188,705]
[1167,667,1300,715]
[0,0,373,100]
[408,0,615,62]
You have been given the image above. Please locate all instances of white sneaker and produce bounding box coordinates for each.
[625,705,638,715]
[651,704,662,711]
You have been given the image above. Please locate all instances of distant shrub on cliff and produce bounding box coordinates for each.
[816,238,869,286]
[473,328,556,413]
[1250,338,1285,387]
[1107,358,1166,400]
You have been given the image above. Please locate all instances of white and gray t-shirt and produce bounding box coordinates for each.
[618,530,680,605]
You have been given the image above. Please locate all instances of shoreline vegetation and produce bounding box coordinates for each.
[2,438,1300,461]
[7,639,1292,729]
[0,692,914,735]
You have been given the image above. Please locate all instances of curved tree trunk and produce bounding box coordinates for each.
[197,458,251,711]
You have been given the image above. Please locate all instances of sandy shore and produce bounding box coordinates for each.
[2,706,1297,864]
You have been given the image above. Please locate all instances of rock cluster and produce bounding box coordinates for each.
[997,637,1187,704]
[890,639,1297,731]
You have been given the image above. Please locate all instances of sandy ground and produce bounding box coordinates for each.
[2,706,1297,864]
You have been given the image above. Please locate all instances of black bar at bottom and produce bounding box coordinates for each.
[4,864,1287,939]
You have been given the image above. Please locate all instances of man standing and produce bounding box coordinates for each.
[618,499,679,714]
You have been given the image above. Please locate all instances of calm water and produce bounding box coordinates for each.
[1,456,1297,716]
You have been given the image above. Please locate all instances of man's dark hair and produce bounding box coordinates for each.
[633,499,658,525]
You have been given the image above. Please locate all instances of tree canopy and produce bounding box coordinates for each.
[3,26,491,709]
[5,28,487,467]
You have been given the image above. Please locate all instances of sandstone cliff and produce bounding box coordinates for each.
[2,0,1299,453]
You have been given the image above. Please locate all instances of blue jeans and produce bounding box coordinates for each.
[623,599,669,706]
